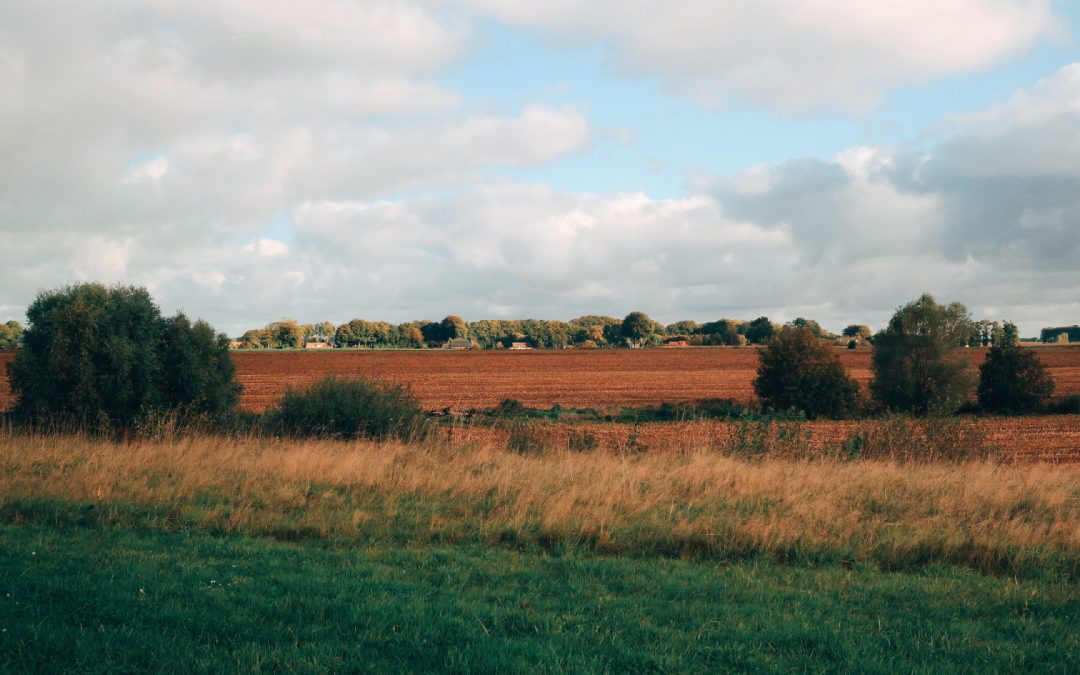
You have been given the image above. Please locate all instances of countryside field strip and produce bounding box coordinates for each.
[2,431,1078,576]
[447,415,1080,463]
[2,348,1079,460]
[2,347,1078,413]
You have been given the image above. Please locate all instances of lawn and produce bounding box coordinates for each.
[2,525,1077,673]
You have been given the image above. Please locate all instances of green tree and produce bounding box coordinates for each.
[870,293,976,416]
[841,324,871,340]
[270,319,305,349]
[7,283,239,428]
[438,315,469,342]
[0,320,23,349]
[744,316,775,345]
[699,319,742,346]
[753,325,860,419]
[977,323,1054,414]
[159,313,241,415]
[620,311,656,348]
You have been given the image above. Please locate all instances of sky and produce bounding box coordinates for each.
[1,0,1079,338]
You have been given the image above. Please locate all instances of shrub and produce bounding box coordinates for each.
[268,376,427,441]
[978,342,1054,414]
[753,325,860,419]
[7,283,238,429]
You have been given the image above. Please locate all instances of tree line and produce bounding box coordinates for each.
[235,311,1070,351]
[236,313,839,350]
[755,294,1058,419]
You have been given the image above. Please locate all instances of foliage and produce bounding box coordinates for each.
[7,283,238,428]
[870,293,976,416]
[753,326,860,419]
[1040,325,1080,343]
[0,320,22,349]
[697,319,743,345]
[744,316,775,344]
[978,329,1055,414]
[268,376,427,441]
[842,324,871,340]
[239,318,305,349]
[159,313,241,415]
[620,311,657,347]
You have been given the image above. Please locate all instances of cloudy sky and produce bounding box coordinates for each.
[2,1,1078,337]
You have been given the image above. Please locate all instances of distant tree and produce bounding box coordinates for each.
[699,319,742,346]
[0,320,23,349]
[1056,332,1070,344]
[744,316,775,345]
[7,283,239,428]
[303,321,335,344]
[978,322,1054,414]
[753,325,859,419]
[439,315,469,341]
[621,311,657,348]
[666,320,699,336]
[842,324,871,340]
[790,317,829,338]
[870,293,976,416]
[270,319,305,349]
[1040,326,1080,343]
[393,322,426,348]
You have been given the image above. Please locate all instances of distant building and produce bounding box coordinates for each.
[305,342,333,349]
[663,340,690,348]
[509,342,532,350]
[445,338,473,350]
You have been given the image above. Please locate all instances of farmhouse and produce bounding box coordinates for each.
[445,338,473,350]
[509,342,532,350]
[305,342,332,349]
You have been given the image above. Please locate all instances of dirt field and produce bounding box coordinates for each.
[1,346,1079,413]
[2,346,1079,461]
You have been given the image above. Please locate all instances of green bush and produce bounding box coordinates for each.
[7,283,238,429]
[268,376,428,441]
[753,325,860,419]
[977,342,1054,414]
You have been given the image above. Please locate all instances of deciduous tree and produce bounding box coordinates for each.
[870,293,976,416]
[753,325,859,419]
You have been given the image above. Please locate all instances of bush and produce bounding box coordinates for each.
[268,376,427,441]
[753,326,860,419]
[7,283,239,429]
[978,342,1055,414]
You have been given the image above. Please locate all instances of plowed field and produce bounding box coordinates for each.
[2,346,1079,413]
[2,346,1079,460]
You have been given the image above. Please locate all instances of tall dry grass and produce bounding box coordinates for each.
[1,427,1078,576]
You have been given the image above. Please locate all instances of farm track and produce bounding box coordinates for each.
[1,347,1079,461]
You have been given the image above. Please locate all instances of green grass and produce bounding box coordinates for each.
[1,524,1077,673]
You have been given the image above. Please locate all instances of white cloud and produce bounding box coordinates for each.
[457,0,1063,111]
[241,238,289,258]
[124,157,170,184]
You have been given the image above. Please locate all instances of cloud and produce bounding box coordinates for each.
[457,0,1063,111]
[694,63,1080,330]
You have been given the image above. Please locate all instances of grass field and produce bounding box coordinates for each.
[3,526,1077,673]
[1,428,1079,670]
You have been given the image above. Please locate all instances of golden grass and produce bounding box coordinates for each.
[2,428,1078,575]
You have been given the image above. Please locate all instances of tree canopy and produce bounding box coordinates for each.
[753,325,860,419]
[977,322,1054,414]
[870,293,976,416]
[7,283,239,428]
